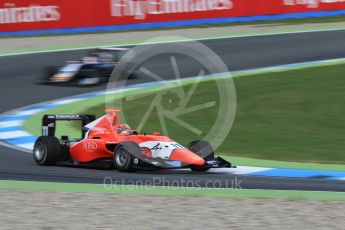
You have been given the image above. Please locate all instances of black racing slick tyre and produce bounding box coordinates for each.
[33,136,61,165]
[187,140,215,172]
[114,142,140,172]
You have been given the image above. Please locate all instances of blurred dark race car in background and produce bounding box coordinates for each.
[37,47,139,86]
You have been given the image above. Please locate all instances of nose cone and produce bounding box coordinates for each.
[170,149,205,166]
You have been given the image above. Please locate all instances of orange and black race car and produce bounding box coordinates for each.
[33,110,233,172]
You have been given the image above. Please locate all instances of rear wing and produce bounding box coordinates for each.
[42,114,96,138]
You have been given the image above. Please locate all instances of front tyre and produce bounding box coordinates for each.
[33,136,61,165]
[114,142,140,172]
[187,140,215,172]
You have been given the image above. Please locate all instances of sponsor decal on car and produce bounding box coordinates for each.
[83,141,98,150]
[139,141,185,159]
[55,115,80,119]
[92,127,107,132]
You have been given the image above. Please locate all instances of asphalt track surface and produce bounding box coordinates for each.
[1,30,345,191]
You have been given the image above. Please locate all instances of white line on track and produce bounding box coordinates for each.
[336,177,345,180]
[53,98,83,105]
[209,166,272,174]
[16,142,34,150]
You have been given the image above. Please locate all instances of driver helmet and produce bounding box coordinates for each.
[117,124,131,134]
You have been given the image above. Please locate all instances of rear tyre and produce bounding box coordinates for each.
[33,136,61,165]
[187,140,215,172]
[114,142,139,172]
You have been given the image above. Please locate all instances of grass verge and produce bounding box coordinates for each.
[0,180,344,200]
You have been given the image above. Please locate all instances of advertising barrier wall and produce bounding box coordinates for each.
[1,0,345,35]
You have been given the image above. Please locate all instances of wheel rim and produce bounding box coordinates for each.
[34,142,45,161]
[115,147,128,167]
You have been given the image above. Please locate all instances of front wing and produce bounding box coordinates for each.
[133,156,235,169]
